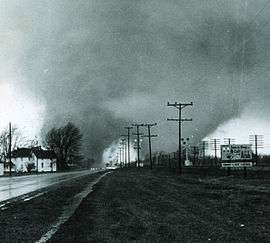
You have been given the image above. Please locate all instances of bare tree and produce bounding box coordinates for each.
[45,122,83,170]
[0,126,23,162]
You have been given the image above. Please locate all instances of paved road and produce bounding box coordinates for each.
[0,171,109,243]
[0,169,104,203]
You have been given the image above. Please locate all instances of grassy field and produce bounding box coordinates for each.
[50,167,270,242]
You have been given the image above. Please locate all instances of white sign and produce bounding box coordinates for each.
[221,144,253,161]
[221,162,253,168]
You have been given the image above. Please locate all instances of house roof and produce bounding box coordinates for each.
[32,149,56,159]
[11,147,56,160]
[11,148,32,158]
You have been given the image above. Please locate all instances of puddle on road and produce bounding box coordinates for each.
[36,172,111,243]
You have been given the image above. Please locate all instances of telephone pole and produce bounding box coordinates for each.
[118,147,122,165]
[125,139,127,166]
[200,141,208,166]
[224,138,236,145]
[132,124,144,167]
[122,126,133,166]
[210,138,220,166]
[167,102,193,174]
[142,123,157,170]
[223,138,235,174]
[191,146,199,165]
[9,122,12,176]
[249,135,264,164]
[120,138,127,166]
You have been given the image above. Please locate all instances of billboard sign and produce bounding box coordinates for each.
[221,144,253,161]
[221,162,253,168]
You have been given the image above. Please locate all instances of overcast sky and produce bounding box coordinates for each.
[1,0,270,160]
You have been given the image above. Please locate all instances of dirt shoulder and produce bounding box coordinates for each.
[50,168,270,243]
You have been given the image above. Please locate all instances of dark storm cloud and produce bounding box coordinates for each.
[5,0,270,160]
[193,18,257,72]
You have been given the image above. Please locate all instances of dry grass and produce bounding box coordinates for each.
[50,168,270,242]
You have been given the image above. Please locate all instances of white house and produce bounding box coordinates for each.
[5,148,33,173]
[4,147,57,173]
[32,148,57,172]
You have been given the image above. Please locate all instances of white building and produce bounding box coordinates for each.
[4,147,57,173]
[4,148,32,173]
[32,148,57,172]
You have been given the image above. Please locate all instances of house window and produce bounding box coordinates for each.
[41,162,44,168]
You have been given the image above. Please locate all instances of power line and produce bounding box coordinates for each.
[120,138,127,166]
[210,138,220,166]
[224,138,236,145]
[190,146,199,165]
[121,126,133,166]
[132,123,144,167]
[167,102,193,174]
[249,134,264,163]
[118,146,122,165]
[142,123,158,170]
[199,140,209,166]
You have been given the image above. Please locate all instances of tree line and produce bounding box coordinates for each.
[0,122,94,171]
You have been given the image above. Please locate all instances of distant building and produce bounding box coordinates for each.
[4,147,57,173]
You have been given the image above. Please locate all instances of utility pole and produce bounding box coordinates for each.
[255,135,257,161]
[9,122,12,176]
[210,139,220,166]
[125,139,127,166]
[214,139,217,162]
[223,138,235,175]
[167,102,193,174]
[119,146,122,166]
[249,135,264,164]
[132,124,144,167]
[122,126,133,166]
[120,138,127,166]
[224,138,236,146]
[191,146,199,166]
[200,141,208,166]
[142,123,157,170]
